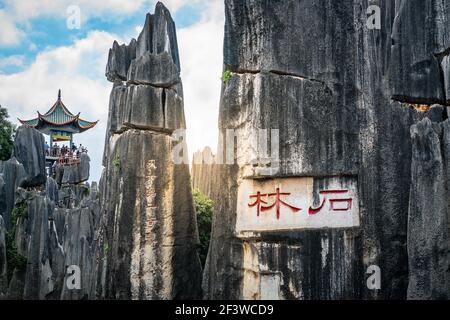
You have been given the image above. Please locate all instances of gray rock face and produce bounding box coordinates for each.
[104,81,185,144]
[13,126,46,188]
[60,204,99,300]
[106,3,181,90]
[443,55,450,104]
[0,174,6,219]
[128,52,181,87]
[191,148,220,200]
[203,0,438,300]
[0,158,26,229]
[223,0,355,83]
[0,216,6,297]
[17,195,61,300]
[54,154,90,185]
[96,131,202,300]
[136,3,180,70]
[408,118,450,299]
[106,40,137,82]
[0,122,100,300]
[95,3,202,300]
[390,0,450,104]
[5,184,100,300]
[45,177,59,204]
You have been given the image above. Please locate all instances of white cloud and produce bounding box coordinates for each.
[4,0,146,21]
[177,0,224,159]
[0,0,147,47]
[0,0,225,180]
[0,31,118,182]
[0,10,25,46]
[0,55,25,70]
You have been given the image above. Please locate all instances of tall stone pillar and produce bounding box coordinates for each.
[203,0,445,300]
[95,2,202,300]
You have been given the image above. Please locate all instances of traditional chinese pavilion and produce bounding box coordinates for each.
[18,90,98,147]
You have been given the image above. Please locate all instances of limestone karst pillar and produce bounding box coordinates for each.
[203,0,449,300]
[94,2,202,300]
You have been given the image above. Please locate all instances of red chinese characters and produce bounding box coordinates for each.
[308,190,352,215]
[248,188,301,220]
[248,188,353,219]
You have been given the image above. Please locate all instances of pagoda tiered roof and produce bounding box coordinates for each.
[18,90,98,135]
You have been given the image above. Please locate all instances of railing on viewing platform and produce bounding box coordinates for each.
[46,147,87,166]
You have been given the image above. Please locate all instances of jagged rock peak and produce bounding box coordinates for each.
[12,126,46,188]
[136,2,180,68]
[105,2,180,83]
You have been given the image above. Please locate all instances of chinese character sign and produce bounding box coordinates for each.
[236,177,360,234]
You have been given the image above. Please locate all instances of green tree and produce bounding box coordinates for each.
[0,106,15,161]
[193,189,214,268]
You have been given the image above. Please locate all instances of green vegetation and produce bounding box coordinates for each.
[0,106,16,161]
[193,189,214,268]
[6,199,29,281]
[113,154,120,169]
[221,70,232,84]
[104,243,110,255]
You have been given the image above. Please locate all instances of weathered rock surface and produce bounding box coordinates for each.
[203,0,446,300]
[191,148,220,200]
[96,130,201,300]
[5,185,100,300]
[14,194,61,300]
[106,40,137,82]
[408,118,450,299]
[60,203,99,300]
[0,125,100,300]
[443,55,450,104]
[0,216,6,297]
[128,52,180,87]
[13,126,46,188]
[105,73,185,137]
[0,158,26,229]
[95,3,201,300]
[55,153,90,185]
[45,177,59,204]
[390,0,450,105]
[136,3,180,70]
[0,174,6,219]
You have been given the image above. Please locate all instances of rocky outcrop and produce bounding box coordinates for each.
[0,216,6,297]
[0,175,5,220]
[5,185,100,300]
[54,153,90,185]
[95,2,202,300]
[408,118,450,299]
[128,52,180,87]
[390,0,450,105]
[106,40,137,82]
[203,0,448,300]
[0,158,26,230]
[443,56,450,104]
[12,126,46,188]
[191,148,219,200]
[113,84,185,133]
[0,125,100,300]
[60,201,100,300]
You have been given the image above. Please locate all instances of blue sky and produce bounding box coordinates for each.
[0,1,205,73]
[0,0,224,182]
